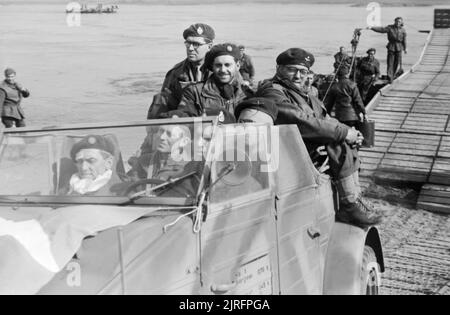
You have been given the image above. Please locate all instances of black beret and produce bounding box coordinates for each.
[235,97,278,122]
[276,48,315,69]
[205,43,240,70]
[4,68,16,76]
[183,23,215,42]
[367,48,376,54]
[205,107,236,124]
[70,135,115,160]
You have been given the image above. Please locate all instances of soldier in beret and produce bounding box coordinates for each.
[324,66,366,128]
[238,45,256,88]
[68,135,122,196]
[0,68,30,128]
[356,48,380,104]
[160,43,253,120]
[256,47,382,229]
[367,17,407,82]
[235,97,278,125]
[147,23,215,119]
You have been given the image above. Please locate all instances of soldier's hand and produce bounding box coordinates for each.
[359,113,365,122]
[345,127,359,144]
[15,83,24,91]
[356,131,364,146]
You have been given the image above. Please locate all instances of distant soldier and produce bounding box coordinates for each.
[160,43,253,120]
[0,68,30,128]
[357,48,380,104]
[368,17,407,82]
[147,23,215,119]
[324,66,366,128]
[238,45,255,87]
[334,46,351,72]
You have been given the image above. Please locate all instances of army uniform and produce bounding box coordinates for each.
[160,43,253,120]
[147,23,215,119]
[256,47,381,229]
[333,52,351,72]
[325,68,366,127]
[239,53,255,85]
[0,79,30,128]
[370,23,407,81]
[356,54,380,104]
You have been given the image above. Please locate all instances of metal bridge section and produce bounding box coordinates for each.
[360,16,450,213]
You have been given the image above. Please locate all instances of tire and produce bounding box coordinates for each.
[360,245,381,295]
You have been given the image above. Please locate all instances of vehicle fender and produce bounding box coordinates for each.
[322,223,383,295]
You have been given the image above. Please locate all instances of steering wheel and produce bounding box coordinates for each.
[123,178,165,196]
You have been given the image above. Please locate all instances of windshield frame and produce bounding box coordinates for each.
[0,117,218,207]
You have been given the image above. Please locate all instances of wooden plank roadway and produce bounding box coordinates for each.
[361,28,450,213]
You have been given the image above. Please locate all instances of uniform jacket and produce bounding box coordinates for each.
[371,25,407,52]
[162,75,253,118]
[256,76,359,179]
[239,54,255,81]
[357,56,381,77]
[324,77,366,122]
[0,81,30,120]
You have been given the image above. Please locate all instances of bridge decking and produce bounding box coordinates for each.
[360,27,450,213]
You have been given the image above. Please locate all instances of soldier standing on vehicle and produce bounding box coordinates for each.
[160,43,253,120]
[356,48,380,104]
[238,45,256,88]
[367,17,407,82]
[0,68,30,128]
[147,23,215,119]
[324,66,366,128]
[255,47,382,229]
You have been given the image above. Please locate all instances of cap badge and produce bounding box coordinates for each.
[88,137,97,145]
[197,26,204,35]
[227,45,233,52]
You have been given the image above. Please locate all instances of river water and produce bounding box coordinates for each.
[0,3,433,125]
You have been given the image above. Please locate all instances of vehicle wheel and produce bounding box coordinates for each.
[360,245,381,295]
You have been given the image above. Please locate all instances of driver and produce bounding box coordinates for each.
[68,135,122,196]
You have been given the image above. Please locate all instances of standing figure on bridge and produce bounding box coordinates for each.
[367,17,407,82]
[324,66,366,128]
[238,45,256,88]
[356,48,381,104]
[147,23,215,119]
[0,68,30,128]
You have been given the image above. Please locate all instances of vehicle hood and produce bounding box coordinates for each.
[0,205,178,294]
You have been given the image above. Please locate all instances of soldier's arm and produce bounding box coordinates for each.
[160,85,200,118]
[0,90,5,113]
[375,61,381,79]
[323,88,336,115]
[258,87,349,144]
[369,26,388,33]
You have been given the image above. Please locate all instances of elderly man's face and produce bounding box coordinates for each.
[157,125,188,154]
[75,149,113,180]
[5,74,15,85]
[212,55,240,84]
[278,64,310,89]
[185,36,212,63]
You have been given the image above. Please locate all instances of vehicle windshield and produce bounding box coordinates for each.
[0,118,215,206]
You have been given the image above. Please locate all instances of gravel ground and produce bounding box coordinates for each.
[364,184,450,295]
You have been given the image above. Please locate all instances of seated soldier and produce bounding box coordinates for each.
[68,135,122,196]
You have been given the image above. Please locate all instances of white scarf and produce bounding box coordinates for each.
[69,170,113,195]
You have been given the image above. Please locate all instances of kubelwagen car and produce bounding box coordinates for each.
[0,117,383,295]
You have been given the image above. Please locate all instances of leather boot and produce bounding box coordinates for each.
[336,198,383,229]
